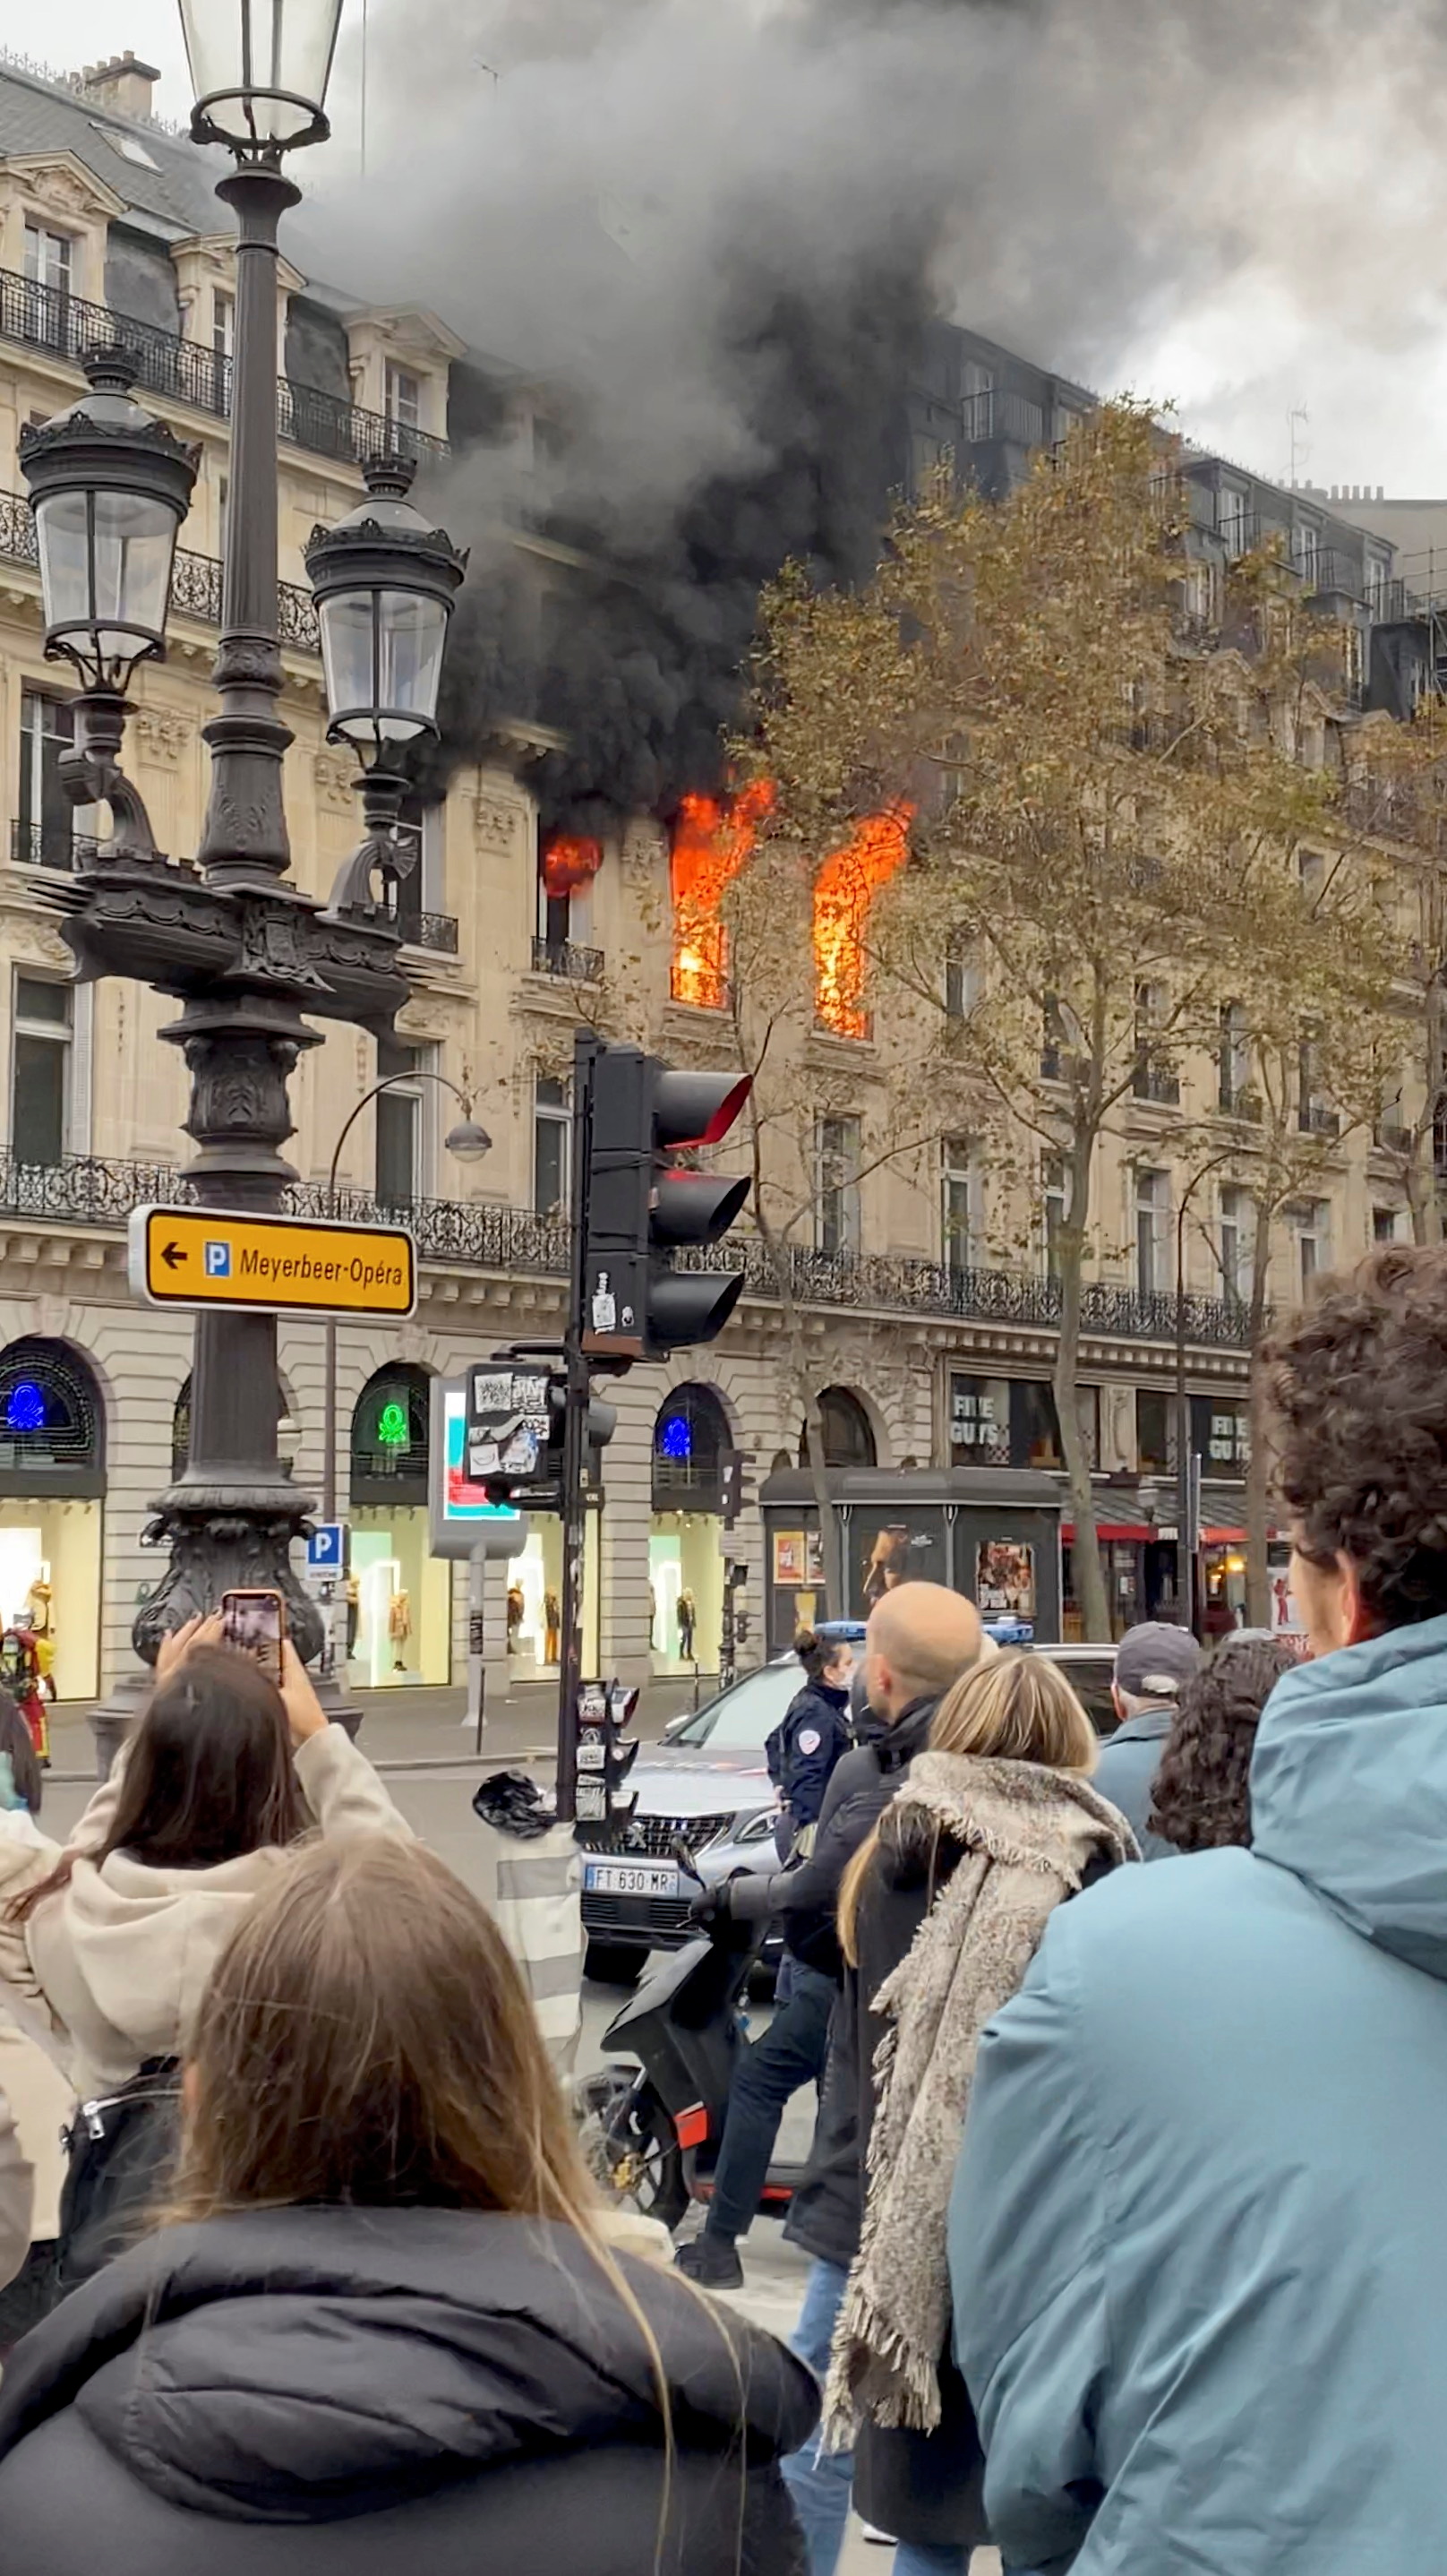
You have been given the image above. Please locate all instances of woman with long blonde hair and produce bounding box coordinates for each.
[826,1652,1136,2575]
[0,1836,817,2575]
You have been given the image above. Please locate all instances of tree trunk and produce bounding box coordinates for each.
[1054,1220,1109,1640]
[1244,1209,1275,1628]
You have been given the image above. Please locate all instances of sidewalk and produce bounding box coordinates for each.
[42,1672,706,1779]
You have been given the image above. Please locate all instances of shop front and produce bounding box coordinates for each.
[505,1508,600,1679]
[0,1337,105,1700]
[648,1385,731,1673]
[761,1466,1064,1649]
[348,1365,452,1686]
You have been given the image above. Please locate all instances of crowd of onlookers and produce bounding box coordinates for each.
[0,1242,1441,2575]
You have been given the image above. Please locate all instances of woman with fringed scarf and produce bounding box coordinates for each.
[824,1653,1137,2575]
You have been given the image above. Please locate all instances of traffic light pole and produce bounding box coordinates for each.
[556,1029,599,1825]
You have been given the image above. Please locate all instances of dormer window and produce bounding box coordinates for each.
[23,222,72,296]
[386,364,421,433]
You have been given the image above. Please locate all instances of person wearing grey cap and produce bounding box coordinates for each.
[1092,1621,1203,1859]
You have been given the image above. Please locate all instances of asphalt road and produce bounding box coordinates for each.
[41,1756,1001,2576]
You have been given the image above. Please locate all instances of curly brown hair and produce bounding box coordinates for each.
[1261,1246,1447,1631]
[1149,1635,1300,1851]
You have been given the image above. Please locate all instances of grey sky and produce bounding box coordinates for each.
[13,0,1447,505]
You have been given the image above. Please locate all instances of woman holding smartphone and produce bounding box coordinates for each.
[0,1619,408,2116]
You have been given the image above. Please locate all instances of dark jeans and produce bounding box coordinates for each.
[706,1963,835,2243]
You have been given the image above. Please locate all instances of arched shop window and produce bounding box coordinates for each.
[172,1370,295,1484]
[801,1386,877,1471]
[652,1383,730,1510]
[351,1364,431,1507]
[0,1339,105,1495]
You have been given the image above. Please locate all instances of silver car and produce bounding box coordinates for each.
[579,1641,1121,1983]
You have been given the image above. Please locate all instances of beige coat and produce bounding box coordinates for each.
[0,1728,410,2103]
[0,2073,31,2288]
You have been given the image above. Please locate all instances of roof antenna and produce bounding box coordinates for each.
[360,0,368,178]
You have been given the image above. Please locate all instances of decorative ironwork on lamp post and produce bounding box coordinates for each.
[20,0,467,1762]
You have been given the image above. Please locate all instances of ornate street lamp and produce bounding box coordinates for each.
[19,347,198,856]
[29,0,468,1767]
[180,0,343,152]
[306,457,467,918]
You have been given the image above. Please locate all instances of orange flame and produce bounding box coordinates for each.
[541,833,603,899]
[669,778,775,1008]
[812,806,912,1038]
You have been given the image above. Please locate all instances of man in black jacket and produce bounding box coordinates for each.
[674,1584,984,2297]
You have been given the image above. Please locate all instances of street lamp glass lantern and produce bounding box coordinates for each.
[306,458,468,764]
[20,348,200,693]
[179,0,344,152]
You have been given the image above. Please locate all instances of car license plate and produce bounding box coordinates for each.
[584,1860,681,1899]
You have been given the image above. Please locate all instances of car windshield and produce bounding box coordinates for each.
[670,1664,800,1749]
[1040,1650,1117,1735]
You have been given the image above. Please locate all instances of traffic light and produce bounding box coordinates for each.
[575,1682,641,1826]
[581,1042,752,1363]
[720,1447,755,1530]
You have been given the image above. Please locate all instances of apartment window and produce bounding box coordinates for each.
[1133,983,1178,1105]
[533,1075,570,1219]
[374,1037,428,1206]
[17,687,81,870]
[1373,1205,1401,1244]
[1295,521,1321,588]
[1135,1387,1174,1478]
[941,1135,977,1278]
[1042,1154,1066,1280]
[1219,1185,1252,1306]
[961,356,994,437]
[1220,487,1252,557]
[385,364,422,432]
[390,797,444,942]
[1135,1167,1169,1298]
[1293,1198,1330,1292]
[817,1114,861,1258]
[1040,994,1066,1081]
[11,973,73,1165]
[1218,1000,1251,1112]
[22,221,72,296]
[212,288,234,356]
[1184,560,1221,628]
[1298,848,1327,905]
[944,934,980,1020]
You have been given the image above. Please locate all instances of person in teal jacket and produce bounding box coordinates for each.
[949,1245,1447,2575]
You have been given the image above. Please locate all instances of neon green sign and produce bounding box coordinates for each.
[376,1399,409,1448]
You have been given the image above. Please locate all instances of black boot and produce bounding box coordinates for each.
[674,2234,743,2288]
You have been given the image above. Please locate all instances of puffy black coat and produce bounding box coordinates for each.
[729,1696,938,1975]
[0,2206,818,2576]
[764,1678,852,1830]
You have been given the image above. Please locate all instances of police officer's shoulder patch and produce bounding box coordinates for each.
[797,1726,822,1755]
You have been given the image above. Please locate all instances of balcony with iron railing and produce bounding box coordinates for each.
[0,485,320,652]
[0,266,449,468]
[0,1153,1259,1347]
[530,935,605,982]
[960,385,1047,451]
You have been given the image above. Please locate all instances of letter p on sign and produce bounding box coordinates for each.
[204,1241,232,1277]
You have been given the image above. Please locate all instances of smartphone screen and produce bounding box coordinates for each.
[220,1590,285,1683]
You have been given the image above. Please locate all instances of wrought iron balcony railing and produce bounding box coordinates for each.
[530,936,605,982]
[9,819,90,871]
[0,486,321,653]
[0,266,448,467]
[0,1155,1261,1348]
[961,386,1047,450]
[398,912,460,956]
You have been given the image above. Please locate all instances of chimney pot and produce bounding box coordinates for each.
[78,49,161,118]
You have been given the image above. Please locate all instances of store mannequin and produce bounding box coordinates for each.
[677,1590,697,1662]
[544,1591,561,1663]
[389,1589,412,1672]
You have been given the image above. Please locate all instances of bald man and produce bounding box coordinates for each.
[677,1582,983,2291]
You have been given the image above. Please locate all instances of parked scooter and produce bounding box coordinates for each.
[577,1842,809,2234]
